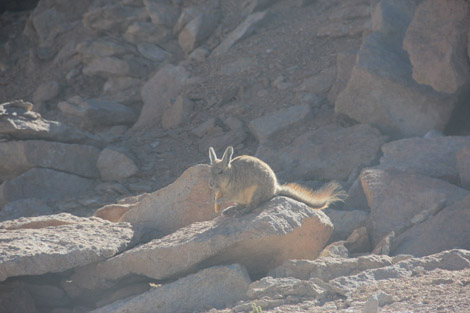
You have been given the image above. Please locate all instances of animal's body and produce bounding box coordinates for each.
[208,146,346,216]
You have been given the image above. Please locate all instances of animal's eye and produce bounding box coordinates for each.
[215,168,223,175]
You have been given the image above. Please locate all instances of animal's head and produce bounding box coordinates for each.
[208,146,233,190]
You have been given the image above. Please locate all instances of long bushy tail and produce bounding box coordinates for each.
[276,181,347,209]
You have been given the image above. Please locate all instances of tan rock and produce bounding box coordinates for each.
[69,197,333,292]
[97,148,138,182]
[360,169,468,245]
[119,164,216,236]
[403,0,469,93]
[91,264,250,313]
[0,213,133,282]
[393,195,470,257]
[135,64,189,129]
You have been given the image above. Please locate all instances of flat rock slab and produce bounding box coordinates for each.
[256,124,386,181]
[269,254,396,282]
[392,195,470,257]
[379,136,470,184]
[330,249,470,296]
[91,264,250,313]
[0,168,95,206]
[71,197,333,292]
[0,213,133,282]
[360,168,468,245]
[0,140,101,181]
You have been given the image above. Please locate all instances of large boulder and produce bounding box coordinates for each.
[256,124,386,181]
[379,136,470,184]
[0,140,101,182]
[70,197,333,293]
[403,0,470,94]
[110,164,217,237]
[0,213,133,282]
[392,195,470,257]
[0,168,95,206]
[360,168,468,245]
[91,264,250,313]
[134,64,190,129]
[335,0,456,138]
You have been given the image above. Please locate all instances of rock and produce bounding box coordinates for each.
[102,77,143,103]
[0,283,38,313]
[370,0,417,36]
[0,168,95,206]
[243,0,278,14]
[344,177,369,211]
[94,203,135,223]
[161,96,194,129]
[0,140,101,181]
[69,197,332,292]
[118,164,216,236]
[82,56,148,78]
[323,208,369,242]
[178,11,220,53]
[269,254,394,282]
[329,249,470,296]
[211,11,267,57]
[76,38,136,61]
[91,264,250,313]
[248,105,311,143]
[457,147,470,189]
[136,43,168,62]
[345,226,371,254]
[363,294,379,313]
[247,276,329,301]
[392,195,470,257]
[97,148,139,182]
[327,48,357,104]
[372,231,395,256]
[30,7,74,44]
[335,1,456,138]
[360,169,468,245]
[319,241,349,258]
[0,199,53,222]
[0,101,97,144]
[295,66,336,95]
[256,124,386,181]
[32,81,61,108]
[403,0,470,93]
[83,5,145,34]
[58,96,137,127]
[135,64,190,129]
[379,136,470,184]
[144,0,179,28]
[0,213,133,282]
[124,21,171,44]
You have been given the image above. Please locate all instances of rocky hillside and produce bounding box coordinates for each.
[1,0,470,312]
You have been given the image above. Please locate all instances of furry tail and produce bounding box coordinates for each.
[276,181,347,209]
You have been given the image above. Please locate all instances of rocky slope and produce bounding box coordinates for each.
[0,0,470,312]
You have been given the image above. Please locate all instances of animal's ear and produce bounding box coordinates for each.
[209,147,217,165]
[221,146,234,167]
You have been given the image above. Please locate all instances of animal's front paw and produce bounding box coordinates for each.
[221,204,248,217]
